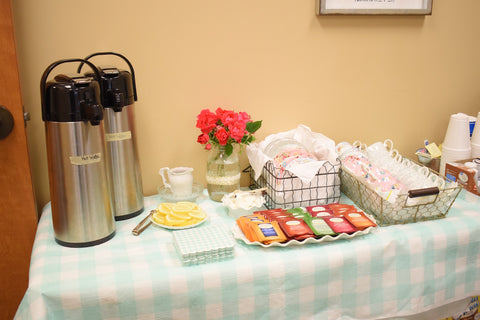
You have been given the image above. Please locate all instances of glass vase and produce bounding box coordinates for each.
[206,145,241,202]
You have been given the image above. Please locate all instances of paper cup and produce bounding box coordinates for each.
[441,145,471,154]
[439,146,471,176]
[443,113,471,150]
[471,142,480,158]
[441,147,471,163]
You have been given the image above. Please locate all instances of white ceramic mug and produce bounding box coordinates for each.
[159,167,194,197]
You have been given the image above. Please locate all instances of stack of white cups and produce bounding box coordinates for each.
[439,113,471,176]
[471,112,480,158]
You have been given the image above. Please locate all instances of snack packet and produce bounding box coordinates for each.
[251,221,287,244]
[323,216,357,234]
[343,212,377,230]
[287,208,307,214]
[305,205,334,218]
[236,215,267,242]
[278,219,315,241]
[304,218,336,237]
[328,203,357,216]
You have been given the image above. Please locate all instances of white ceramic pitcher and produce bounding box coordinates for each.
[159,167,194,197]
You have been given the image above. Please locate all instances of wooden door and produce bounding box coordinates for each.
[0,0,38,319]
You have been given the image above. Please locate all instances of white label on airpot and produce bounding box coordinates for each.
[105,131,132,142]
[69,153,102,165]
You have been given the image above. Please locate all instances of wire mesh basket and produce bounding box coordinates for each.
[245,159,341,209]
[339,142,462,226]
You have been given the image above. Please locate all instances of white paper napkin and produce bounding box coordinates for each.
[246,124,337,183]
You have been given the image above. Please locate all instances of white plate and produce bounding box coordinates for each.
[150,214,208,230]
[232,224,376,247]
[157,182,204,202]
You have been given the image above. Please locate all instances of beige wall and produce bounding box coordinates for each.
[12,1,480,211]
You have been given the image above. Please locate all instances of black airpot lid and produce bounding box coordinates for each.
[85,67,135,111]
[43,74,103,124]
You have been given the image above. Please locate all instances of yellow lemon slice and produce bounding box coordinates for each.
[157,203,173,215]
[188,218,201,225]
[151,212,166,225]
[188,208,206,220]
[169,210,190,220]
[165,214,187,226]
[172,203,196,213]
[158,202,175,208]
[176,201,196,206]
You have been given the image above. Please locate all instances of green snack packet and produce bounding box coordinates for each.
[287,208,306,214]
[305,217,337,237]
[287,208,310,220]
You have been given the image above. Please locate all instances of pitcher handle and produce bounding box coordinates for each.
[158,167,171,190]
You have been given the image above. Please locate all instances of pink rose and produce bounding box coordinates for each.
[215,107,227,118]
[216,108,238,127]
[215,127,229,145]
[238,112,251,123]
[205,143,212,150]
[196,109,218,134]
[197,133,209,145]
[229,122,246,143]
[221,111,238,127]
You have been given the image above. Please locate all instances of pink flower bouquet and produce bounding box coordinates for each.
[196,108,262,156]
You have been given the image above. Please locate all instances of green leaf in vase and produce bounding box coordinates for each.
[246,121,262,134]
[225,143,233,156]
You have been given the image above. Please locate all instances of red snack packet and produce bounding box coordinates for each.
[277,219,315,240]
[256,209,289,221]
[261,211,289,219]
[328,204,358,216]
[266,214,294,222]
[306,205,334,218]
[254,208,285,215]
[323,216,357,234]
[343,212,377,230]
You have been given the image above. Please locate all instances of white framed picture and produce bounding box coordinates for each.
[316,0,433,15]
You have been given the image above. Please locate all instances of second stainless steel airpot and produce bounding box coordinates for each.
[78,52,144,220]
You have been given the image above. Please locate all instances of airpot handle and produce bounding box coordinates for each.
[40,58,102,120]
[77,52,138,101]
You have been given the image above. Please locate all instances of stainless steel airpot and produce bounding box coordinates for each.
[41,59,116,247]
[78,52,144,220]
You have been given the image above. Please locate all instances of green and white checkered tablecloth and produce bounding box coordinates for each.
[14,190,480,320]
